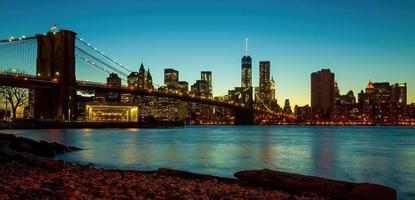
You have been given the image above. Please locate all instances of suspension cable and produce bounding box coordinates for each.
[76,37,133,73]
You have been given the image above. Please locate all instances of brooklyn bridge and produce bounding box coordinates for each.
[0,29,293,125]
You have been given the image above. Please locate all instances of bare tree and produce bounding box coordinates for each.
[0,86,28,120]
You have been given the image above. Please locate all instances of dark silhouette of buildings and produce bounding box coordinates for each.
[283,99,292,115]
[295,105,311,122]
[311,69,335,120]
[358,81,408,121]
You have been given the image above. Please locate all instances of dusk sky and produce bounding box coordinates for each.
[1,0,414,106]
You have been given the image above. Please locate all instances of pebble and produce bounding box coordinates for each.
[0,160,329,200]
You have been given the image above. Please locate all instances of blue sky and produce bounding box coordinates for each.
[1,0,414,106]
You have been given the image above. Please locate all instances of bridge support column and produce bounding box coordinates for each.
[234,108,255,125]
[34,30,76,121]
[234,87,255,125]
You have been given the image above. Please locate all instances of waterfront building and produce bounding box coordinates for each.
[392,83,407,105]
[294,105,312,122]
[333,90,358,121]
[358,81,409,122]
[358,81,392,121]
[85,102,138,122]
[311,69,335,120]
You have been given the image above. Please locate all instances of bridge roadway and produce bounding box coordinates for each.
[0,72,284,116]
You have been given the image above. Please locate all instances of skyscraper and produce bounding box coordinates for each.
[311,69,335,120]
[241,38,252,88]
[258,61,270,100]
[164,68,179,88]
[201,71,212,96]
[392,83,407,105]
[259,61,270,90]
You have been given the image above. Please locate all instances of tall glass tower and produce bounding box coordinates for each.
[241,38,252,88]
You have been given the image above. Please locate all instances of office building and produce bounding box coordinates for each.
[201,71,212,96]
[311,69,335,120]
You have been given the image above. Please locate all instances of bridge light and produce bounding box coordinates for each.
[22,35,26,39]
[80,38,84,41]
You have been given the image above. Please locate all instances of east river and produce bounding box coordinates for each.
[3,126,415,199]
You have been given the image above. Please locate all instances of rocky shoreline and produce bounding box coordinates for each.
[0,133,396,200]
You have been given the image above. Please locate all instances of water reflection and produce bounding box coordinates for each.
[311,128,336,178]
[4,126,415,200]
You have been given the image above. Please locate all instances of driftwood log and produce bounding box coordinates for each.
[234,169,396,200]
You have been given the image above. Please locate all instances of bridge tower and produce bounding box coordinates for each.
[34,30,76,121]
[234,87,255,125]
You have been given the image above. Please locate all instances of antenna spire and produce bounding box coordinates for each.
[245,38,248,56]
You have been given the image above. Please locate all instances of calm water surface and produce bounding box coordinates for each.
[3,126,415,200]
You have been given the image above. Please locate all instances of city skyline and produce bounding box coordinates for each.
[1,0,415,106]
